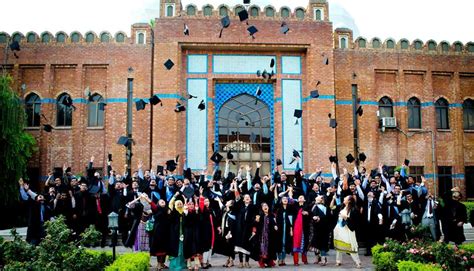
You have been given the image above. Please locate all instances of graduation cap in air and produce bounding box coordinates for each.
[108,153,112,161]
[188,94,197,99]
[9,41,20,58]
[358,152,367,163]
[198,100,205,111]
[256,70,262,77]
[243,0,250,4]
[356,106,363,116]
[328,113,337,128]
[62,96,76,111]
[404,159,410,166]
[289,149,300,165]
[323,55,329,65]
[156,165,164,175]
[135,99,146,111]
[247,26,258,39]
[210,151,224,164]
[238,9,249,23]
[219,16,231,38]
[276,158,282,166]
[84,87,93,102]
[346,153,355,164]
[254,86,262,105]
[98,102,107,111]
[149,95,163,106]
[270,58,275,68]
[261,69,270,80]
[329,155,338,163]
[294,109,302,125]
[182,186,194,199]
[117,136,132,146]
[370,169,378,179]
[164,59,174,70]
[183,23,190,36]
[280,22,289,35]
[174,102,186,112]
[43,124,53,133]
[166,160,177,172]
[310,90,319,99]
[227,150,236,165]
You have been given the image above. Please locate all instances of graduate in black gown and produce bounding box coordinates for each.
[149,199,170,270]
[309,195,331,265]
[274,196,293,266]
[233,194,256,268]
[254,202,278,268]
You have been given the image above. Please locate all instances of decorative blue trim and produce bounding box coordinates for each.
[281,56,302,75]
[360,101,379,106]
[41,98,56,104]
[394,101,408,106]
[281,79,303,170]
[212,54,277,74]
[105,98,127,103]
[72,98,87,104]
[421,102,434,107]
[335,100,352,105]
[214,83,275,170]
[449,103,463,108]
[424,173,465,179]
[187,54,208,74]
[302,95,335,103]
[186,79,208,170]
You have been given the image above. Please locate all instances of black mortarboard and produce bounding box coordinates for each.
[183,24,190,36]
[135,99,146,111]
[198,100,205,111]
[370,169,378,179]
[324,56,329,65]
[270,59,275,68]
[247,26,258,38]
[174,102,186,112]
[9,41,20,51]
[43,124,53,132]
[98,102,107,111]
[359,153,366,162]
[149,95,162,106]
[62,96,73,107]
[329,118,337,128]
[356,106,363,116]
[293,149,300,158]
[243,0,250,4]
[164,59,174,70]
[117,136,131,146]
[188,94,197,99]
[262,70,270,80]
[329,155,338,163]
[280,22,289,34]
[210,151,224,164]
[221,16,230,28]
[294,109,302,125]
[157,165,164,175]
[256,70,262,77]
[183,186,194,198]
[276,158,282,166]
[404,159,410,166]
[108,153,112,161]
[255,86,262,96]
[346,153,355,163]
[310,90,319,98]
[166,160,177,172]
[238,10,249,22]
[227,150,234,160]
[84,87,93,102]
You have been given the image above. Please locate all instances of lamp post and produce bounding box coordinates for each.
[126,68,134,176]
[107,212,119,261]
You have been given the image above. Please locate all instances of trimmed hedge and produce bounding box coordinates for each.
[105,252,150,271]
[372,245,397,271]
[397,261,442,271]
[463,201,474,224]
[460,243,474,254]
[85,250,114,268]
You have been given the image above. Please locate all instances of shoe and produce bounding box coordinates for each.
[319,257,327,266]
[227,260,234,268]
[356,263,362,269]
[223,259,229,267]
[335,262,342,266]
[244,262,251,268]
[314,255,321,264]
[238,263,244,268]
[302,254,308,264]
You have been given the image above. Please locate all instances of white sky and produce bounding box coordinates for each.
[1,0,473,43]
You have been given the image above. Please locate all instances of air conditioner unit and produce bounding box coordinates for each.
[381,117,397,128]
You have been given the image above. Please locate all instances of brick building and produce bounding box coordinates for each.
[1,0,473,198]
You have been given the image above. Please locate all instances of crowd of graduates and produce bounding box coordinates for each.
[18,154,469,270]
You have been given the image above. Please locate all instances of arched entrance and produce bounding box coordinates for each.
[214,83,274,175]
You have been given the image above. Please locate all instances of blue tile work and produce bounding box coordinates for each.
[214,83,275,168]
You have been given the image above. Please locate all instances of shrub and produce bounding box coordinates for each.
[463,201,474,223]
[372,245,397,271]
[397,261,442,271]
[460,243,474,254]
[105,252,150,271]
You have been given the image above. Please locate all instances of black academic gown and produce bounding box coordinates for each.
[25,199,51,245]
[233,200,256,253]
[124,202,144,248]
[253,213,278,261]
[150,206,170,256]
[167,209,184,257]
[310,204,331,253]
[274,204,293,255]
[198,203,217,254]
[442,199,467,244]
[183,210,200,259]
[214,207,236,257]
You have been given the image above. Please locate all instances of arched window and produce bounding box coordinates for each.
[25,93,41,127]
[401,40,409,49]
[378,96,393,118]
[166,5,174,17]
[358,38,366,48]
[0,33,7,43]
[26,33,36,43]
[281,8,290,18]
[100,33,110,42]
[88,94,104,127]
[454,42,463,52]
[441,42,449,52]
[295,8,305,19]
[265,7,275,17]
[464,99,474,130]
[56,33,66,43]
[414,40,423,50]
[115,33,125,43]
[203,5,212,16]
[219,6,228,16]
[71,32,80,43]
[137,32,145,44]
[340,37,347,49]
[372,38,381,48]
[386,39,395,49]
[85,33,94,43]
[250,7,259,17]
[435,98,449,129]
[408,97,421,129]
[428,41,437,51]
[315,9,322,20]
[468,43,474,53]
[12,33,22,43]
[56,93,73,127]
[235,6,244,15]
[41,33,51,43]
[187,5,196,15]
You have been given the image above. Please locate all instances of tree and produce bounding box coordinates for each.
[0,74,37,212]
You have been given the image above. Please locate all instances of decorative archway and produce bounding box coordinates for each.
[214,83,274,174]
